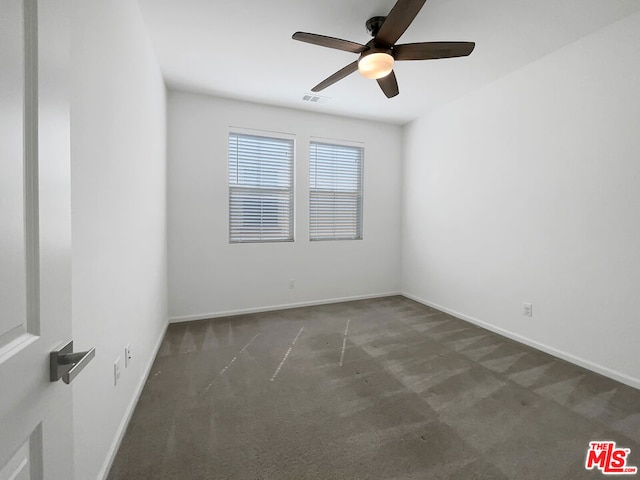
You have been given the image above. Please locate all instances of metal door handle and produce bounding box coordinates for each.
[50,341,95,384]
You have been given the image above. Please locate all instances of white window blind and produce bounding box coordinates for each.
[229,132,294,243]
[310,141,363,241]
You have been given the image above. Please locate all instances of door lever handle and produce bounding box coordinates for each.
[50,341,96,384]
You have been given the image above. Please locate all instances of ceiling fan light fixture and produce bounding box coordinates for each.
[358,52,394,79]
[292,0,476,98]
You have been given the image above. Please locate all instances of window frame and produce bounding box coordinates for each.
[309,138,364,242]
[228,128,296,244]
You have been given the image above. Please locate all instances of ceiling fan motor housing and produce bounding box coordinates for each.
[365,16,386,37]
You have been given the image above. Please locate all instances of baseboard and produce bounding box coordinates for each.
[169,292,401,323]
[97,318,169,480]
[401,292,640,391]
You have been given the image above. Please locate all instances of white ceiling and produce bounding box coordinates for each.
[137,0,640,125]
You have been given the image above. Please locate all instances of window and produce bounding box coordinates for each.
[309,141,363,241]
[228,132,294,243]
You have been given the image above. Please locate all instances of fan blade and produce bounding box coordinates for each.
[292,32,368,54]
[377,71,399,98]
[311,61,359,92]
[394,41,475,60]
[375,0,427,47]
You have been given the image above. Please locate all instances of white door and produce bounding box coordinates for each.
[0,0,76,478]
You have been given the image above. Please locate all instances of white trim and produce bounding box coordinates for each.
[169,292,401,323]
[228,126,296,141]
[0,332,37,364]
[402,292,640,391]
[97,319,169,480]
[309,136,365,148]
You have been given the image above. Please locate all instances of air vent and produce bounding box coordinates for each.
[302,94,329,104]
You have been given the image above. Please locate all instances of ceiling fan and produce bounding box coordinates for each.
[292,0,475,98]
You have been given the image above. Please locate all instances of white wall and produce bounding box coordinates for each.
[402,11,640,388]
[70,1,167,479]
[168,92,402,321]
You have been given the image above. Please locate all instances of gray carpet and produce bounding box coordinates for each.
[108,296,640,479]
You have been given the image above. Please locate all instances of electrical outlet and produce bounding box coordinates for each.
[114,357,121,386]
[522,302,533,317]
[289,279,295,289]
[125,344,132,368]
